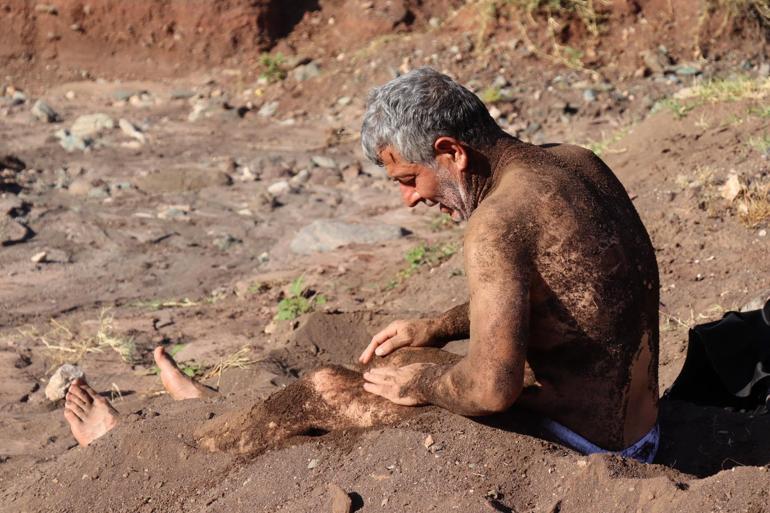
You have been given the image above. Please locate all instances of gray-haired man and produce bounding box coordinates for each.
[357,67,660,462]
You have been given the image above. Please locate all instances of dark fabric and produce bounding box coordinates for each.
[666,300,770,409]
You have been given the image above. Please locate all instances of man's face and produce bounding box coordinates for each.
[379,147,469,222]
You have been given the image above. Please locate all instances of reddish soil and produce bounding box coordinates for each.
[1,1,770,512]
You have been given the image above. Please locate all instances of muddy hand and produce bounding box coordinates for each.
[359,319,437,364]
[362,363,433,406]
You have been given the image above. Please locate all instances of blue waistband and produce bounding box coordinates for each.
[541,419,660,464]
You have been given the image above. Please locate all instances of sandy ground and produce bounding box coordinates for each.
[2,1,770,512]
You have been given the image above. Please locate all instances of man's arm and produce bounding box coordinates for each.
[431,302,469,344]
[364,211,533,416]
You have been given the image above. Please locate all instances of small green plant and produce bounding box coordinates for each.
[430,213,455,232]
[479,86,504,104]
[275,276,326,321]
[258,53,287,83]
[748,133,770,154]
[386,242,458,289]
[653,98,695,119]
[585,126,630,156]
[748,104,770,118]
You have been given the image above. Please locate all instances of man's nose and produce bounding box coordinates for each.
[400,184,422,207]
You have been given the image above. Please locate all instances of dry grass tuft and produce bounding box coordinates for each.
[203,346,262,387]
[738,182,770,228]
[19,309,136,368]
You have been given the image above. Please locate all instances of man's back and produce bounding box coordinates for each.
[478,142,659,450]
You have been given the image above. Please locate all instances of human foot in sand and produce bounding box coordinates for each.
[64,378,119,446]
[153,346,216,400]
[64,348,216,446]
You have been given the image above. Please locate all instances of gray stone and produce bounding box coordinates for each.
[118,118,146,144]
[676,65,701,76]
[170,89,195,100]
[290,219,406,254]
[311,155,337,169]
[31,99,60,122]
[337,96,352,106]
[45,364,85,401]
[289,169,310,187]
[1,215,29,245]
[71,113,114,137]
[54,129,91,152]
[292,62,321,82]
[258,101,279,118]
[213,233,241,251]
[87,186,110,199]
[582,89,597,103]
[267,180,292,196]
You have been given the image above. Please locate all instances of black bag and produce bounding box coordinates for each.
[665,299,770,410]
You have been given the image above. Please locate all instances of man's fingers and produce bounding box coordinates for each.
[359,340,380,364]
[363,368,395,385]
[371,325,399,346]
[363,382,394,400]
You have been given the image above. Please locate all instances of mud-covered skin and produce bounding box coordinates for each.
[415,140,659,450]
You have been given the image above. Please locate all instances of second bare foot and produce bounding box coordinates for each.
[153,346,215,400]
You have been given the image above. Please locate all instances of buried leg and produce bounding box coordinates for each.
[196,347,462,455]
[64,378,120,446]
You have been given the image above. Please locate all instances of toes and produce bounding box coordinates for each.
[68,385,93,404]
[66,391,88,408]
[65,401,86,420]
[154,346,179,370]
[64,407,82,424]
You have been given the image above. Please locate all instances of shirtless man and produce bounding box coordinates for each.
[65,67,659,462]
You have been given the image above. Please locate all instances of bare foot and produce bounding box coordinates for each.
[64,378,119,446]
[153,346,215,400]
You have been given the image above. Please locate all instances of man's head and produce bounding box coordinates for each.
[361,67,503,221]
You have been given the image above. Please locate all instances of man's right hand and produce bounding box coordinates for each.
[358,319,438,364]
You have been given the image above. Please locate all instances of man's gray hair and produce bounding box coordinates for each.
[361,67,502,166]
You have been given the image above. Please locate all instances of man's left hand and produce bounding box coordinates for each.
[362,363,435,406]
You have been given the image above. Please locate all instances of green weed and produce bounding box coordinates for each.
[430,213,456,232]
[275,276,326,321]
[258,53,287,83]
[479,86,504,104]
[585,127,630,156]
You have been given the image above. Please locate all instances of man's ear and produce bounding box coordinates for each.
[433,136,468,172]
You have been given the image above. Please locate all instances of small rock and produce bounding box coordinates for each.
[213,233,241,251]
[759,229,767,237]
[1,216,30,245]
[290,220,406,255]
[488,106,502,120]
[158,205,192,221]
[54,129,91,152]
[337,96,352,106]
[675,64,701,76]
[328,484,352,513]
[34,4,58,14]
[289,169,310,187]
[428,16,441,28]
[267,180,292,196]
[258,101,279,118]
[87,186,109,199]
[31,99,60,122]
[341,163,361,181]
[45,364,85,401]
[720,174,743,202]
[582,89,597,103]
[67,178,93,196]
[71,113,114,137]
[31,251,47,263]
[311,155,337,169]
[292,62,321,82]
[307,458,320,469]
[118,118,146,144]
[423,434,434,448]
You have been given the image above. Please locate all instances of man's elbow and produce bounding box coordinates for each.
[471,383,521,415]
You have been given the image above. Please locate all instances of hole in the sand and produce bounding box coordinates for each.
[300,427,329,437]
